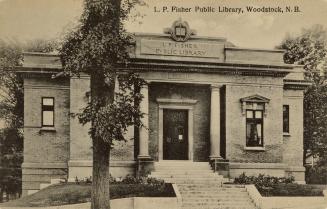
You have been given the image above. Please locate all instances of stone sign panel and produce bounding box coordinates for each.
[140,39,224,60]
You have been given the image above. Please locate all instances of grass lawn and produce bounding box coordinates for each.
[0,183,175,207]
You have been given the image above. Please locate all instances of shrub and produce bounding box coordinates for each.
[270,183,323,196]
[305,166,327,184]
[234,173,323,196]
[71,175,165,187]
[121,175,143,184]
[146,177,165,186]
[234,173,295,188]
[233,173,325,196]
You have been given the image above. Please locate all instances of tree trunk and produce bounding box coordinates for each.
[0,188,3,203]
[91,137,111,209]
[90,72,115,209]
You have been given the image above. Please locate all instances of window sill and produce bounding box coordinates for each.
[40,127,56,132]
[283,133,291,137]
[244,146,265,151]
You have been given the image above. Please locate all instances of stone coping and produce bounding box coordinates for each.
[229,162,287,169]
[285,166,306,172]
[245,184,327,209]
[0,196,180,209]
[22,162,67,169]
[68,160,136,167]
[225,46,285,53]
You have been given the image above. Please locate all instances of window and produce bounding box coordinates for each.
[283,105,289,133]
[42,97,54,127]
[246,108,264,147]
[240,95,269,148]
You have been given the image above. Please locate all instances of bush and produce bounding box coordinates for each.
[269,183,323,196]
[234,173,295,187]
[73,175,165,186]
[305,166,327,184]
[121,175,143,184]
[110,183,174,199]
[233,173,323,196]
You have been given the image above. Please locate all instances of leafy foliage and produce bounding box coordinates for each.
[0,128,23,197]
[281,25,327,82]
[233,173,323,196]
[76,73,146,147]
[60,0,145,146]
[0,40,23,129]
[234,173,295,186]
[279,25,327,166]
[305,166,327,184]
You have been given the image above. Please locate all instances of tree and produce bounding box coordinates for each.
[60,1,145,209]
[0,40,23,129]
[0,40,24,201]
[279,25,327,166]
[0,128,23,201]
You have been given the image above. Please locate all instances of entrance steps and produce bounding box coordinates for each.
[179,184,258,209]
[150,161,258,209]
[150,161,228,184]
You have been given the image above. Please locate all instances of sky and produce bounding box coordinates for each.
[0,0,327,49]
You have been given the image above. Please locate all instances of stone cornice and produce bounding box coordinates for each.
[283,79,311,90]
[17,54,300,78]
[123,59,292,77]
[225,46,285,53]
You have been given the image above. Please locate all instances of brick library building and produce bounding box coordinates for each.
[18,20,310,195]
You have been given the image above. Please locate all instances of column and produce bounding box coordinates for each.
[210,84,222,160]
[138,84,150,159]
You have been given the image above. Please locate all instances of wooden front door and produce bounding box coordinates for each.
[163,109,188,160]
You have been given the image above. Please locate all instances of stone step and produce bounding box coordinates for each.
[160,176,224,179]
[150,175,224,179]
[178,189,248,193]
[182,198,253,203]
[182,202,255,207]
[180,191,249,196]
[176,179,226,184]
[181,206,256,209]
[154,166,212,171]
[181,205,255,208]
[151,171,215,175]
[180,193,250,197]
[163,179,225,184]
[179,191,249,195]
[181,194,250,199]
[178,185,246,190]
[154,162,211,169]
[154,161,210,165]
